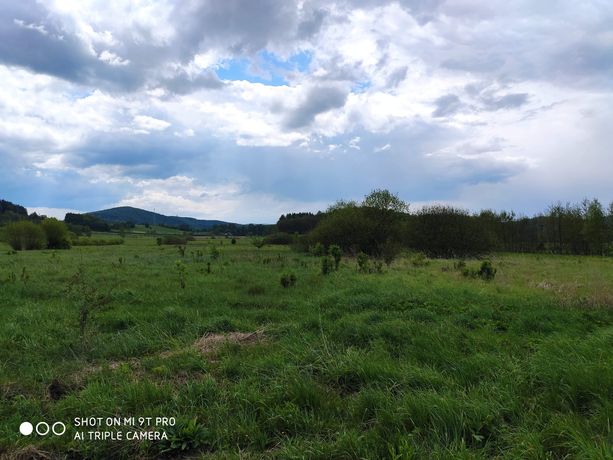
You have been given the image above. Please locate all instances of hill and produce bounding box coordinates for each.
[88,206,232,230]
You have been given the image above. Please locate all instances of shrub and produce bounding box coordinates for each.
[264,232,294,245]
[4,220,47,250]
[454,260,466,271]
[357,252,370,273]
[321,256,334,275]
[411,252,430,267]
[252,237,265,249]
[461,260,497,281]
[310,242,325,256]
[209,246,220,260]
[329,244,342,270]
[41,218,71,249]
[231,238,237,245]
[280,273,297,288]
[380,239,402,266]
[157,235,189,245]
[478,260,497,280]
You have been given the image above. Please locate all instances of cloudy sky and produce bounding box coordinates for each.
[1,0,611,223]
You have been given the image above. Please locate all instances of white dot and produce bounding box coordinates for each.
[19,422,33,436]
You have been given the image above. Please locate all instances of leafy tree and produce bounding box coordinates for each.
[362,189,408,213]
[583,199,607,255]
[42,218,71,249]
[4,221,47,250]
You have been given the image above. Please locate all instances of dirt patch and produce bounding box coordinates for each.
[193,330,265,355]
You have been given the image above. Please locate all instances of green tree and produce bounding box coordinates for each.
[4,221,47,250]
[42,218,71,249]
[362,189,408,213]
[583,199,607,255]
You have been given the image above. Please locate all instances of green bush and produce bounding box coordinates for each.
[41,218,71,249]
[478,260,497,280]
[461,260,497,281]
[357,252,370,273]
[280,273,297,288]
[4,220,47,250]
[310,242,325,256]
[157,235,190,245]
[321,256,334,275]
[329,244,342,270]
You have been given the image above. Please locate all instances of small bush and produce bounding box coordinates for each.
[252,237,265,249]
[461,260,497,281]
[329,244,342,270]
[411,253,430,267]
[478,260,497,280]
[231,238,237,245]
[321,256,334,275]
[280,273,297,288]
[357,252,370,273]
[5,220,47,250]
[310,242,326,257]
[454,260,466,271]
[157,235,190,245]
[209,246,220,260]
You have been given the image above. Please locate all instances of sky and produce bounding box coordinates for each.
[0,0,612,223]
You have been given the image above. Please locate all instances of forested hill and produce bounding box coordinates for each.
[88,206,232,230]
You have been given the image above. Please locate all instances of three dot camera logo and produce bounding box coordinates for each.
[20,421,66,437]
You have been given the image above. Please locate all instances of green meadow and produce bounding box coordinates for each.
[0,236,612,459]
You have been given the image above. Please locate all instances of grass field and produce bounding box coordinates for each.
[0,237,612,459]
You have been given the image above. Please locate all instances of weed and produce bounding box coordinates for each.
[280,273,297,288]
[18,267,29,285]
[160,418,209,455]
[176,260,187,289]
[209,246,220,260]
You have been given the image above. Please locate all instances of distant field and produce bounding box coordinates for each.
[0,237,611,458]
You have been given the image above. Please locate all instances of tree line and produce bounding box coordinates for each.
[278,191,613,258]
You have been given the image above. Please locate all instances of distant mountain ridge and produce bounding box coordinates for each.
[88,206,233,230]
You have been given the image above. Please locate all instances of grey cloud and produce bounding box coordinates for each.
[482,93,529,111]
[284,85,348,129]
[0,0,327,93]
[432,94,463,118]
[387,66,408,88]
[161,70,225,94]
[0,2,140,90]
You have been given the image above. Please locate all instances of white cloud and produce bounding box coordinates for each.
[133,115,171,131]
[98,50,130,66]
